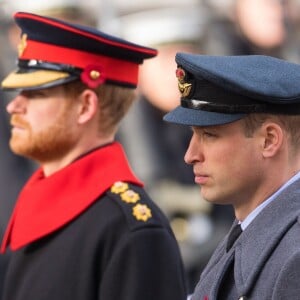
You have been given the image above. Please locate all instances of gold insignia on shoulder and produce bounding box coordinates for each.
[111,181,129,194]
[18,34,28,57]
[133,204,152,222]
[121,190,140,204]
[176,67,192,97]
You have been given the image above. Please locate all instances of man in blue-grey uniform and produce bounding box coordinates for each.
[164,53,300,299]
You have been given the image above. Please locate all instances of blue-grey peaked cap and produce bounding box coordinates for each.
[164,53,300,127]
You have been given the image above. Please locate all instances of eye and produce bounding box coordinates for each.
[203,130,217,138]
[21,90,48,99]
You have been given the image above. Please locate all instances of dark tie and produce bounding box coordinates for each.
[226,224,242,252]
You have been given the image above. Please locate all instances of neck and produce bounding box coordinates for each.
[41,137,114,177]
[234,161,300,221]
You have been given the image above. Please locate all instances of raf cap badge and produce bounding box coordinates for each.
[176,67,192,97]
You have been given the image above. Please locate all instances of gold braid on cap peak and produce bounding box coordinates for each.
[1,70,69,89]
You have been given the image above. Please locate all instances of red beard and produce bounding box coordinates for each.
[9,111,77,163]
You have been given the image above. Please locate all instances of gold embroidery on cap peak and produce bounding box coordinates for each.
[18,34,28,57]
[121,190,140,204]
[133,204,152,222]
[111,181,129,194]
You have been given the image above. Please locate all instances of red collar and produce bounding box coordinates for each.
[1,142,143,252]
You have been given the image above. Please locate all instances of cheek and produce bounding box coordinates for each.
[29,105,67,130]
[212,140,257,172]
[229,146,262,179]
[30,116,52,133]
[209,144,234,165]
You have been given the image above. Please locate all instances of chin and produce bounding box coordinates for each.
[202,193,231,205]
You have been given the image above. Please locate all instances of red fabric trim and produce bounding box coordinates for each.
[15,12,157,57]
[21,40,139,85]
[1,142,143,252]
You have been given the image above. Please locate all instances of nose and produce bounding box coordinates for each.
[184,133,204,165]
[6,94,27,115]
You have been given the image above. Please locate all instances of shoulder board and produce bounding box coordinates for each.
[106,181,162,231]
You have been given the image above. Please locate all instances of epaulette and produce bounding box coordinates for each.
[106,181,162,231]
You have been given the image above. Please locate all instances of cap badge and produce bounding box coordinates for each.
[18,34,28,57]
[120,190,140,204]
[133,204,152,222]
[111,181,129,194]
[81,65,106,89]
[176,67,192,97]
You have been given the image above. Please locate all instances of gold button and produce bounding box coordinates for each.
[90,70,100,80]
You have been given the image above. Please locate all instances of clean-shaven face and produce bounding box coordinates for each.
[184,120,265,207]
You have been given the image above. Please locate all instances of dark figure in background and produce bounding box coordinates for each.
[203,0,300,63]
[0,80,33,298]
[0,18,36,298]
[0,12,187,300]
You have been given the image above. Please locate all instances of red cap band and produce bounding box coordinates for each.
[20,39,139,86]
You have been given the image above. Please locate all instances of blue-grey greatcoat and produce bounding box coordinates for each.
[192,179,300,300]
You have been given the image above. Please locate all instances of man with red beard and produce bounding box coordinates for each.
[0,12,187,300]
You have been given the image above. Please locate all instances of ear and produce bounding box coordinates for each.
[76,89,98,124]
[260,122,284,158]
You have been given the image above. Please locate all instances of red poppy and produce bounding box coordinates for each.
[176,67,186,82]
[80,65,106,88]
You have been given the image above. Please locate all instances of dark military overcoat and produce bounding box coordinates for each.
[1,143,187,300]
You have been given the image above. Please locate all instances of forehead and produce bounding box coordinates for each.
[20,85,66,96]
[192,119,245,132]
